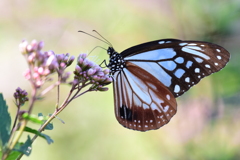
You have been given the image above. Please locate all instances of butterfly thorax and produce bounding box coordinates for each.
[107,47,126,75]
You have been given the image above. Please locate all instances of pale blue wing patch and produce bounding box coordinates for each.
[130,61,172,87]
[124,48,176,61]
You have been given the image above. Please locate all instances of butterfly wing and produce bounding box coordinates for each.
[113,61,177,131]
[121,39,230,97]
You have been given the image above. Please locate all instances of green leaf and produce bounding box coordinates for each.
[0,93,11,148]
[13,136,32,156]
[24,127,54,144]
[5,150,21,160]
[0,148,22,160]
[38,113,53,130]
[22,113,43,124]
[38,113,43,117]
[40,133,54,144]
[45,123,54,130]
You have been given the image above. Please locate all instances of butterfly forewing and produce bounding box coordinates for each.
[121,39,230,97]
[113,62,177,131]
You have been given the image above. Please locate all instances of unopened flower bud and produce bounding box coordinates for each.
[75,65,82,73]
[97,87,109,91]
[26,44,33,53]
[38,67,44,75]
[31,40,38,51]
[78,58,84,65]
[82,59,89,67]
[60,62,66,69]
[103,69,110,74]
[87,69,94,76]
[72,79,79,86]
[104,77,112,83]
[46,55,57,67]
[63,56,69,63]
[38,41,44,50]
[93,75,100,81]
[98,71,104,77]
[19,40,28,54]
[56,54,64,62]
[67,56,75,66]
[79,53,87,59]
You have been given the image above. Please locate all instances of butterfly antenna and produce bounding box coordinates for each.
[78,30,112,47]
[88,46,107,56]
[92,30,113,47]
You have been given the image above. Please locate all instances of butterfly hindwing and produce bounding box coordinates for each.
[113,61,177,131]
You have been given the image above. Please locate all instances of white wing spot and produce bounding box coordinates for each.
[205,64,211,68]
[138,120,141,123]
[201,44,205,47]
[216,49,221,52]
[217,55,222,60]
[166,94,171,100]
[195,68,200,73]
[188,43,197,46]
[198,75,201,78]
[174,85,180,93]
[159,41,165,44]
[150,120,153,123]
[186,46,202,51]
[214,62,218,66]
[145,125,148,128]
[179,42,187,46]
[166,41,172,43]
[182,47,210,60]
[134,120,136,122]
[146,120,148,123]
[138,125,141,128]
[194,57,204,63]
[185,77,190,83]
[158,121,161,124]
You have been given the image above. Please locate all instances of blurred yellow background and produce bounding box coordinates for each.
[0,0,240,159]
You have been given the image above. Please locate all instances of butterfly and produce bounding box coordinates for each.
[106,38,230,131]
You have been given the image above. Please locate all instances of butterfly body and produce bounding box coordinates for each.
[107,39,230,131]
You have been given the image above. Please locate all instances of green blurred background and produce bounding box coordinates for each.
[1,0,240,159]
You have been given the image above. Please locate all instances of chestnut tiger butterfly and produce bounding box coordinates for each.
[79,31,230,131]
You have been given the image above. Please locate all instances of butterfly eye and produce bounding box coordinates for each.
[107,47,114,55]
[108,39,230,131]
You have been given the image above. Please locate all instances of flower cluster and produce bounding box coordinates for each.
[13,87,29,106]
[19,40,74,88]
[73,53,112,91]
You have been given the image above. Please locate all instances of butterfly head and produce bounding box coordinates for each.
[107,47,115,56]
[107,47,126,75]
